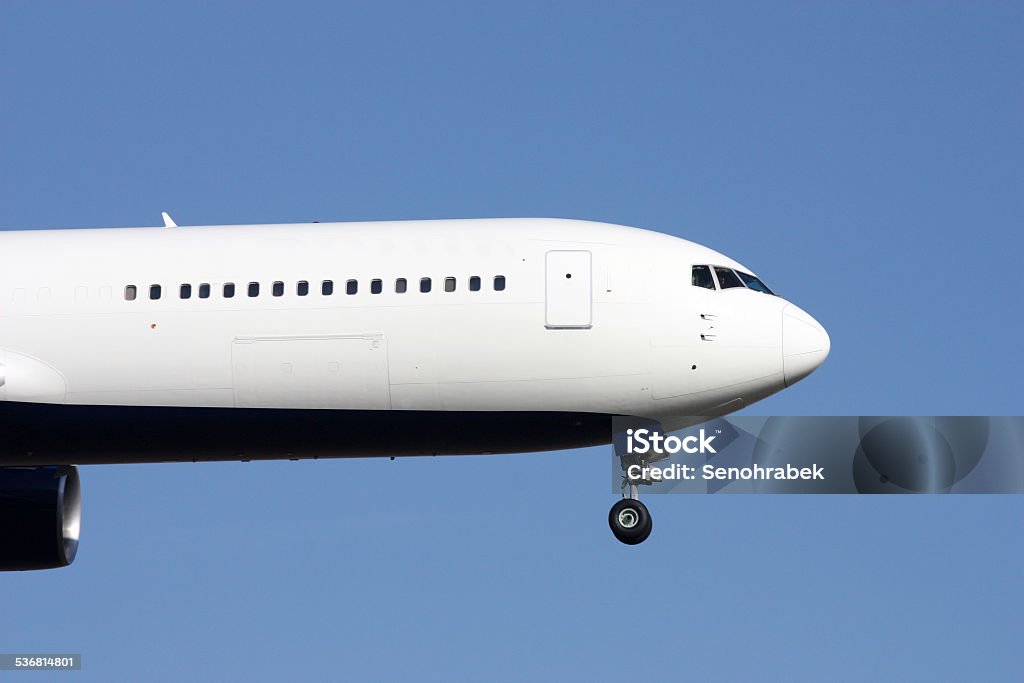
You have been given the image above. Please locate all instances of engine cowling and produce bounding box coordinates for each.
[0,466,81,571]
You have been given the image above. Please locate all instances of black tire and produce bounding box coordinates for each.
[609,498,653,545]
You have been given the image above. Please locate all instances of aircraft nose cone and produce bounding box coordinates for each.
[782,304,830,387]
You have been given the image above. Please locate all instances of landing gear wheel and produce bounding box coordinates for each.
[609,498,652,545]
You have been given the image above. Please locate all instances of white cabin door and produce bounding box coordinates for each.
[545,250,592,329]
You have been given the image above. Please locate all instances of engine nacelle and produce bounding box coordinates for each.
[0,466,81,571]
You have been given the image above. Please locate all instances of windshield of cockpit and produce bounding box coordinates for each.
[691,265,775,295]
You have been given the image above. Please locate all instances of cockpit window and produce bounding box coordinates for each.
[694,264,775,294]
[737,271,774,295]
[691,265,715,290]
[714,267,745,289]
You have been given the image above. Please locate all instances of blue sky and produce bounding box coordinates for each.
[1,1,1021,680]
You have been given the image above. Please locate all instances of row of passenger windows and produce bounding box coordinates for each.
[691,265,774,294]
[124,275,508,301]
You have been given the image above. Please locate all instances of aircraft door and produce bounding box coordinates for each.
[545,250,592,329]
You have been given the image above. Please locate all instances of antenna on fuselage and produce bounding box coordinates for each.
[161,212,177,228]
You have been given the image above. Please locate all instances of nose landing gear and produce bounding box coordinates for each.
[609,485,652,545]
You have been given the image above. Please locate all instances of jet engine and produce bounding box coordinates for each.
[0,466,81,570]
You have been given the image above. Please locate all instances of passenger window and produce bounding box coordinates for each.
[150,284,162,300]
[199,283,211,299]
[322,280,334,296]
[494,275,506,291]
[737,271,774,295]
[223,283,236,298]
[395,278,407,293]
[124,285,137,301]
[297,281,309,296]
[248,282,260,297]
[469,276,481,291]
[272,281,284,297]
[420,277,432,293]
[691,265,715,290]
[714,267,744,289]
[346,279,358,295]
[444,277,456,292]
[371,279,382,294]
[180,284,192,299]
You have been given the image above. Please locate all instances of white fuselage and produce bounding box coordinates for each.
[0,218,829,462]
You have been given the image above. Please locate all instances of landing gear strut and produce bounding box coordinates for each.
[609,484,652,545]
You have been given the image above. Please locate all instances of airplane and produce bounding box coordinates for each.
[0,216,829,569]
